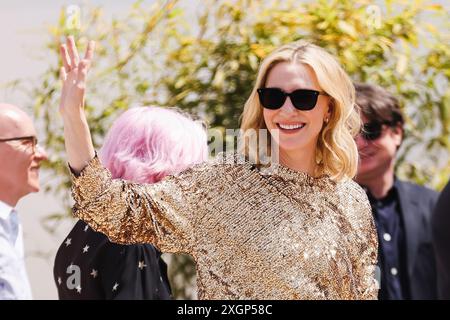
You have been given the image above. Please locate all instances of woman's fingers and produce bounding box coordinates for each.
[75,41,95,88]
[84,40,95,62]
[60,44,71,71]
[60,66,67,82]
[76,60,89,88]
[60,37,94,92]
[67,36,80,68]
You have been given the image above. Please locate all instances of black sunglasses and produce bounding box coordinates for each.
[257,87,329,110]
[361,121,396,141]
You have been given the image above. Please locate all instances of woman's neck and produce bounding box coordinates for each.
[279,149,317,177]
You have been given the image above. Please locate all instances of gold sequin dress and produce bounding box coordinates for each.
[70,152,378,299]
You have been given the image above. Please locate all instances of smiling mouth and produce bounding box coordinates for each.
[359,151,374,160]
[30,167,40,173]
[276,123,306,133]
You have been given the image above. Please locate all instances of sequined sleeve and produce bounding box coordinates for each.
[346,182,379,300]
[70,155,212,254]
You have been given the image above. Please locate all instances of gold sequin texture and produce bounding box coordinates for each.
[70,152,378,299]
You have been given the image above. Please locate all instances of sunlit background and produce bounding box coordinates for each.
[1,0,448,299]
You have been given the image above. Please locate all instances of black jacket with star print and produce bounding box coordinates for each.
[54,220,172,299]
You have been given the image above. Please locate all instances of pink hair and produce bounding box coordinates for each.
[99,107,208,184]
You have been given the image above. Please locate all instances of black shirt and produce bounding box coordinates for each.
[366,182,410,300]
[54,220,172,299]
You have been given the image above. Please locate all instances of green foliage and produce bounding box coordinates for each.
[158,0,449,188]
[24,0,449,298]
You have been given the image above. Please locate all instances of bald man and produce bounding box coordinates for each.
[0,103,48,299]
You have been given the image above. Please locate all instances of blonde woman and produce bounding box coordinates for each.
[58,36,378,299]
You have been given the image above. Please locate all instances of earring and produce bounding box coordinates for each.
[324,117,329,124]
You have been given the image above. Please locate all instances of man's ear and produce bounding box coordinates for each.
[391,123,403,149]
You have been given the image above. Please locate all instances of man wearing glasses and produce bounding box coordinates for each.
[0,103,48,299]
[354,84,439,300]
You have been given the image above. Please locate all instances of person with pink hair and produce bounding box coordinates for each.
[53,106,208,299]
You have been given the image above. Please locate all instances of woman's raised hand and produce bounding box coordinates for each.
[58,36,96,173]
[59,36,95,116]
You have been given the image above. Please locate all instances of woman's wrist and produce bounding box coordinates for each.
[60,105,86,122]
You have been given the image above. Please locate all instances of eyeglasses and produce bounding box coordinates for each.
[0,136,39,153]
[360,121,395,141]
[257,87,329,110]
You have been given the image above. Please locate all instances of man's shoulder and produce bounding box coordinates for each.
[395,179,439,212]
[395,178,439,199]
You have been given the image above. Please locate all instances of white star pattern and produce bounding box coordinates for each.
[58,277,62,285]
[138,261,147,270]
[84,225,89,232]
[112,282,119,291]
[90,269,98,278]
[65,238,72,246]
[76,285,82,293]
[82,245,90,253]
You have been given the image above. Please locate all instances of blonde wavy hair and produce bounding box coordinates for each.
[240,40,361,181]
